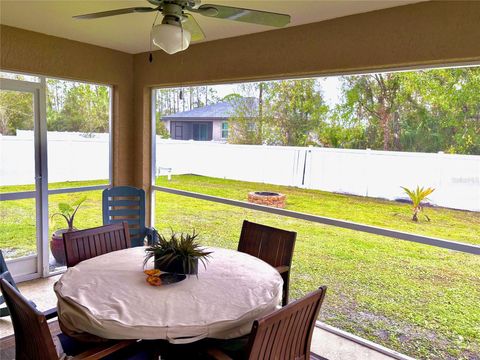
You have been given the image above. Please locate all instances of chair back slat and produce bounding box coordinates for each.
[102,186,146,247]
[0,278,58,360]
[63,222,130,267]
[246,286,327,360]
[238,220,296,268]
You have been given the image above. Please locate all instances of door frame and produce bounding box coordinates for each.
[0,77,48,282]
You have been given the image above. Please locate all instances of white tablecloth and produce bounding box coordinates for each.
[54,246,283,343]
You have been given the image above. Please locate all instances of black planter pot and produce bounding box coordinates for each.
[154,256,198,275]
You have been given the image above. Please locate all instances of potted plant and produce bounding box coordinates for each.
[144,230,211,275]
[401,186,435,222]
[50,196,87,265]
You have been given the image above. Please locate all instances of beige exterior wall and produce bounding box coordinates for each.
[2,1,480,222]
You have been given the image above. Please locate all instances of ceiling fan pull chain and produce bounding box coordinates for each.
[149,11,161,63]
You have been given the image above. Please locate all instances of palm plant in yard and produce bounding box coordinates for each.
[401,186,435,222]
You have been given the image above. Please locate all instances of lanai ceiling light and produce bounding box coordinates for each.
[74,0,291,55]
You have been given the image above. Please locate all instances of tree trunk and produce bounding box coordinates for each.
[258,83,263,143]
[378,100,390,150]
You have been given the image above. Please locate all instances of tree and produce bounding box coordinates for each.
[155,114,170,139]
[0,90,33,135]
[339,73,403,150]
[227,96,263,145]
[263,79,328,146]
[336,67,480,154]
[227,80,328,146]
[317,104,367,149]
[400,68,480,154]
[155,86,219,118]
[227,83,265,145]
[46,80,110,134]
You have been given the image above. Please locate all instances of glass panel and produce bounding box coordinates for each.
[48,190,104,272]
[46,78,110,189]
[0,89,35,193]
[0,199,37,260]
[0,89,38,266]
[155,175,480,246]
[153,66,480,246]
[154,191,480,360]
[0,71,40,83]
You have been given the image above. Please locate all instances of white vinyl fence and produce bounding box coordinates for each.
[0,131,109,186]
[1,132,478,211]
[155,139,480,212]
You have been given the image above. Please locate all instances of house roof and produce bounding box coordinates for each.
[162,98,257,122]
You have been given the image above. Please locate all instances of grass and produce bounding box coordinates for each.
[155,175,480,246]
[1,176,479,359]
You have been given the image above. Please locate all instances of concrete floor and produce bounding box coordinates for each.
[1,276,397,360]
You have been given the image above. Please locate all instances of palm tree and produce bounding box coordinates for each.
[401,186,435,222]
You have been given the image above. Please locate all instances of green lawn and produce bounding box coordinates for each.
[1,176,479,359]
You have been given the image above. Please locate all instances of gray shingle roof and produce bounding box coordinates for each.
[162,98,257,121]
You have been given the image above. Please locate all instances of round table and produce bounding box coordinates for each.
[54,246,283,344]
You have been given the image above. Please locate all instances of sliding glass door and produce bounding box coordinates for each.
[1,72,112,280]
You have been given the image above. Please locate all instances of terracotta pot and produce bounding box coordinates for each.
[50,228,76,266]
[154,255,198,275]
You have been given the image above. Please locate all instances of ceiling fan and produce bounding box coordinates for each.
[74,0,291,54]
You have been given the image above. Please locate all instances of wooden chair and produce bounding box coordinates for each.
[102,186,156,247]
[63,222,131,268]
[207,286,327,360]
[238,220,296,306]
[0,250,57,319]
[0,277,147,360]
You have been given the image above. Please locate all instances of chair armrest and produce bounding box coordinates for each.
[43,307,58,320]
[275,265,289,274]
[206,348,234,360]
[71,340,136,360]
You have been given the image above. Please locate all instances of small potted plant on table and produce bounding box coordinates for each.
[144,230,211,275]
[50,196,86,266]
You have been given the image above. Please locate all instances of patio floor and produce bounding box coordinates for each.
[0,276,397,360]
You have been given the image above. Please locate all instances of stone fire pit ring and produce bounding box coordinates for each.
[248,191,286,208]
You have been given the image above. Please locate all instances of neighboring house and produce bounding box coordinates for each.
[162,98,257,141]
[162,101,233,141]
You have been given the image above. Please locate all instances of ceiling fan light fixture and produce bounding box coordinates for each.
[152,23,191,54]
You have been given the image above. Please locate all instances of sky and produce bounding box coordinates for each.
[211,76,343,108]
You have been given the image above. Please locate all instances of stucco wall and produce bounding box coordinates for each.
[133,1,480,215]
[0,25,135,186]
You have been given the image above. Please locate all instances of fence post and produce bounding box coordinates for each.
[365,148,371,197]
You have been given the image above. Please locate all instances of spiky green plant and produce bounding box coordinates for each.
[401,186,435,222]
[144,230,211,275]
[51,195,87,230]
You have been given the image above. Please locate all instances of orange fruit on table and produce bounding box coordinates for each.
[146,276,162,286]
[144,269,161,276]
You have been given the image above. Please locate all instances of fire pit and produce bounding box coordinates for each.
[248,191,286,208]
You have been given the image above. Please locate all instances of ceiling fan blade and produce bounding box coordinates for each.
[192,4,290,27]
[73,7,157,20]
[183,14,206,42]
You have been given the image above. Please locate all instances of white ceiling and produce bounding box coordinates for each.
[1,1,421,54]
